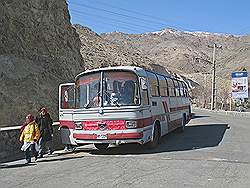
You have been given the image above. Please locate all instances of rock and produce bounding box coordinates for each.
[0,0,84,125]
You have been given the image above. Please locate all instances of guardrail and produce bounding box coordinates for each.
[0,122,60,132]
[193,107,250,118]
[0,122,63,163]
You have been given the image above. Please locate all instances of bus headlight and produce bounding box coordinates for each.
[75,122,83,130]
[126,121,138,129]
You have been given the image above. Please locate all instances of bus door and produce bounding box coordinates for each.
[59,83,76,145]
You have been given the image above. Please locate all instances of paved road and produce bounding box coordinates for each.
[1,109,250,188]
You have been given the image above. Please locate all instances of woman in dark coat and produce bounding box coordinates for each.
[35,107,53,158]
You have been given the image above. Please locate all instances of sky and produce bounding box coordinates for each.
[67,0,250,35]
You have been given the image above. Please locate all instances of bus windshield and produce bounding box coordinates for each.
[76,70,140,109]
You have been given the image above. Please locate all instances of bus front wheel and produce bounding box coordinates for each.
[145,124,160,149]
[94,143,109,151]
[176,114,186,133]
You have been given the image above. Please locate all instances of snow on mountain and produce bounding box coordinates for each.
[150,28,236,38]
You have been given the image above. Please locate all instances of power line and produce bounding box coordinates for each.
[68,0,196,32]
[72,13,144,33]
[70,9,159,31]
[68,1,167,28]
[72,16,142,33]
[86,0,174,26]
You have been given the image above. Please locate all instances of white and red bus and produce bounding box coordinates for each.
[59,66,191,150]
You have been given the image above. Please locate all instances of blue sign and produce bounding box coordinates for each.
[232,71,248,78]
[231,71,248,99]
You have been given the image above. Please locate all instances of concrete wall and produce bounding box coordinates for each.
[0,123,64,163]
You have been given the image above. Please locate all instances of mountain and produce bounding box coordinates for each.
[0,0,84,125]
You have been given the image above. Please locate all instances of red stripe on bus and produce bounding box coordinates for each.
[170,105,189,112]
[162,101,169,113]
[83,120,126,130]
[59,120,75,129]
[73,133,96,140]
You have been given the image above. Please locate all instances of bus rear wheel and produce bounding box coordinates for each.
[94,143,109,151]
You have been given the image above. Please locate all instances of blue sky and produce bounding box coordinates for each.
[67,0,250,35]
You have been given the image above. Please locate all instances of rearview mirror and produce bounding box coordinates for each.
[140,77,147,90]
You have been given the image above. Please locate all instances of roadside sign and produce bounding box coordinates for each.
[231,71,248,99]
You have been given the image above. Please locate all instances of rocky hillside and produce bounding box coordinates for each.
[74,24,169,74]
[0,0,84,125]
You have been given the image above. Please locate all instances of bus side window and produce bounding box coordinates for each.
[142,89,149,105]
[182,82,186,97]
[61,85,75,109]
[158,75,168,97]
[173,80,180,97]
[166,78,174,97]
[165,77,169,96]
[183,83,188,97]
[140,77,149,105]
[146,71,159,97]
[179,81,184,96]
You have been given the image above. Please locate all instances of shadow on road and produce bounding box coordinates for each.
[37,155,85,163]
[0,156,85,168]
[90,123,229,155]
[0,163,37,169]
[192,115,210,119]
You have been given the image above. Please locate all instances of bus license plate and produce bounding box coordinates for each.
[96,134,107,139]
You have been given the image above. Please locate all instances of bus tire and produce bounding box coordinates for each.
[94,143,109,151]
[176,114,186,133]
[145,123,160,149]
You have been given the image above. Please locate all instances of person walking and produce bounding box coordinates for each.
[36,107,54,158]
[19,114,40,164]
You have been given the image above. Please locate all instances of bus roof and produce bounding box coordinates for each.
[75,65,185,83]
[75,66,146,79]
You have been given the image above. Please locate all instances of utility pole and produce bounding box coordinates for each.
[209,43,222,110]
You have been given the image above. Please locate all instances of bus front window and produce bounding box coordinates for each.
[76,72,101,108]
[75,71,140,109]
[103,71,139,107]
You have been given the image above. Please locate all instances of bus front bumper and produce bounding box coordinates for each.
[74,138,144,145]
[73,131,145,145]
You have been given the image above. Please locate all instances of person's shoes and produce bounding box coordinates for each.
[25,160,31,164]
[34,156,38,161]
[48,150,54,155]
[64,147,70,152]
[37,154,43,158]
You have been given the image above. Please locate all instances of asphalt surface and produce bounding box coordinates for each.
[1,109,250,188]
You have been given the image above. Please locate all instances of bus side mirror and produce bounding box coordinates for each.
[140,77,147,90]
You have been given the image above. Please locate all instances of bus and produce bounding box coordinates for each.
[59,66,191,151]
